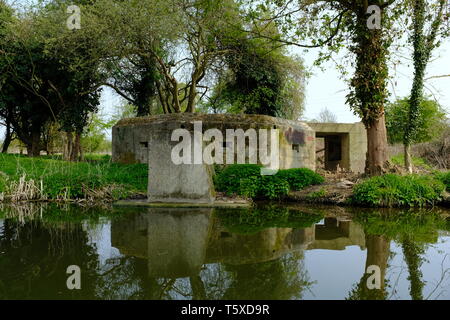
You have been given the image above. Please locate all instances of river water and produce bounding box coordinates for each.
[0,203,449,300]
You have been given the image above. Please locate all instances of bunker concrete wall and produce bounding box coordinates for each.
[308,122,367,173]
[147,127,216,203]
[113,114,316,170]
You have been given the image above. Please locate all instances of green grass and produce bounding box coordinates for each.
[0,154,148,201]
[351,174,445,208]
[390,154,431,169]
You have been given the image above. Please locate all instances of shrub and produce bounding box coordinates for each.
[436,171,450,191]
[214,164,262,195]
[275,168,324,190]
[258,176,290,200]
[214,164,324,200]
[239,177,261,198]
[351,174,445,207]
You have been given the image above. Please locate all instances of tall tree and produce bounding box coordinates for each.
[241,0,403,175]
[347,235,391,300]
[84,0,244,114]
[0,1,103,158]
[401,236,425,300]
[315,107,338,123]
[403,0,448,172]
[0,0,14,153]
[202,31,306,119]
[103,55,160,117]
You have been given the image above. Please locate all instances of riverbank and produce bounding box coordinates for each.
[1,155,449,209]
[286,172,450,208]
[214,164,450,208]
[286,180,450,207]
[0,154,148,203]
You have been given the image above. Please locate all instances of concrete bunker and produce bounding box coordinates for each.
[112,114,316,204]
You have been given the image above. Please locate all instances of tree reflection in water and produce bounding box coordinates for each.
[1,204,449,300]
[348,209,449,300]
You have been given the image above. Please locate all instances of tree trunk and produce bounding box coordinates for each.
[189,275,206,300]
[79,134,84,161]
[365,114,389,176]
[28,127,41,157]
[1,121,13,154]
[64,131,82,161]
[351,8,390,176]
[26,145,33,157]
[64,131,74,161]
[404,144,413,173]
[186,79,197,113]
[73,132,82,161]
[364,235,390,299]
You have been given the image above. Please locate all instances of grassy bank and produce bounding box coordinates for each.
[350,174,446,207]
[0,154,148,202]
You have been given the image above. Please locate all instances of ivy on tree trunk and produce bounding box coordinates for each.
[404,0,446,173]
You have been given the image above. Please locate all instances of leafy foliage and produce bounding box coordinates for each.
[257,176,290,200]
[0,1,102,156]
[435,171,450,191]
[386,97,447,145]
[215,164,324,200]
[275,168,325,191]
[351,174,445,207]
[214,164,262,195]
[203,35,306,119]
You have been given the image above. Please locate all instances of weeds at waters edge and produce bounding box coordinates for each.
[350,174,445,208]
[0,154,148,203]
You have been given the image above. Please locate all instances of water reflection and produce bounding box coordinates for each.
[111,207,314,300]
[0,204,449,300]
[112,208,213,279]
